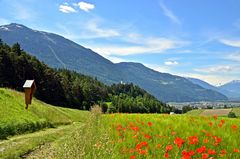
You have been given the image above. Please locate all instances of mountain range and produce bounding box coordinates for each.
[0,23,230,102]
[187,78,240,101]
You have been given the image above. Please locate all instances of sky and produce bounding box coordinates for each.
[0,0,240,85]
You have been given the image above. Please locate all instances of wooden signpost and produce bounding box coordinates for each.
[23,80,36,109]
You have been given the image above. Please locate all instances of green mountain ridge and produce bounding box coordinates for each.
[0,23,228,102]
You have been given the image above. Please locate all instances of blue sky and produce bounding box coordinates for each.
[0,0,240,85]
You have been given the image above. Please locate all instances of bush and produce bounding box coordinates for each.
[100,103,108,114]
[228,112,237,118]
[107,105,117,113]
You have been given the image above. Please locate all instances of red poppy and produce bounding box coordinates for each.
[144,134,152,139]
[182,150,195,159]
[164,153,170,158]
[138,149,147,155]
[231,125,238,130]
[166,145,173,152]
[131,126,139,131]
[233,148,239,153]
[148,122,152,126]
[208,149,216,155]
[174,137,185,148]
[203,139,209,143]
[213,115,217,119]
[136,141,148,150]
[220,149,227,157]
[196,146,206,154]
[130,156,136,159]
[220,119,225,124]
[202,153,209,159]
[156,144,161,149]
[188,136,199,145]
[208,122,213,126]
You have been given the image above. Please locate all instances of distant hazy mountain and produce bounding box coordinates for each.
[0,23,228,102]
[218,80,240,100]
[188,77,240,101]
[187,77,218,91]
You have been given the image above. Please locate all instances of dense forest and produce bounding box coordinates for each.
[0,39,172,113]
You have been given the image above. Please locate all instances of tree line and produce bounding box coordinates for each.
[0,40,172,113]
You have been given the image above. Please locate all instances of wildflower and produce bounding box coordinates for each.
[220,119,225,124]
[130,156,136,159]
[208,149,216,155]
[231,125,237,130]
[220,149,227,157]
[144,134,152,139]
[182,150,195,159]
[208,122,213,126]
[196,146,206,154]
[136,141,148,150]
[131,126,139,132]
[156,144,161,149]
[138,149,147,155]
[188,136,199,145]
[174,137,185,148]
[164,153,170,158]
[213,115,217,119]
[166,145,173,152]
[203,139,209,143]
[148,122,152,126]
[233,148,239,153]
[202,153,209,159]
[129,149,135,154]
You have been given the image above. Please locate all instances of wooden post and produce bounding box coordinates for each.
[23,80,36,109]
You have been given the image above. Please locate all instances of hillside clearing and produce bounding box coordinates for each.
[0,88,88,139]
[201,109,232,116]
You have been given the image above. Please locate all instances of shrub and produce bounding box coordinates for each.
[100,103,108,113]
[228,112,237,118]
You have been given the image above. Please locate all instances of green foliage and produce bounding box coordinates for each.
[0,41,170,113]
[0,88,88,139]
[228,111,237,118]
[100,102,108,113]
[182,105,194,113]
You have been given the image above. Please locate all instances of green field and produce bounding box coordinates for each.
[1,89,240,158]
[34,108,239,159]
[0,88,88,139]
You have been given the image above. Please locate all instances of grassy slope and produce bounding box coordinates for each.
[0,88,88,139]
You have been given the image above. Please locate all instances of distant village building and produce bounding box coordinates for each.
[23,80,36,109]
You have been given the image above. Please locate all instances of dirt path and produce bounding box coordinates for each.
[200,109,232,116]
[0,123,82,159]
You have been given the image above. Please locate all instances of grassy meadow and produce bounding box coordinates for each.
[0,88,88,139]
[34,108,239,159]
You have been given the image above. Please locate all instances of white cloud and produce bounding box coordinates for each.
[219,39,240,47]
[78,1,95,12]
[194,66,234,73]
[91,36,187,56]
[226,53,240,62]
[164,61,179,66]
[179,73,235,86]
[194,65,239,74]
[59,4,77,13]
[144,64,171,73]
[85,20,120,38]
[159,0,181,25]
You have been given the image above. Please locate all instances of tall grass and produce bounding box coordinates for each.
[0,88,88,139]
